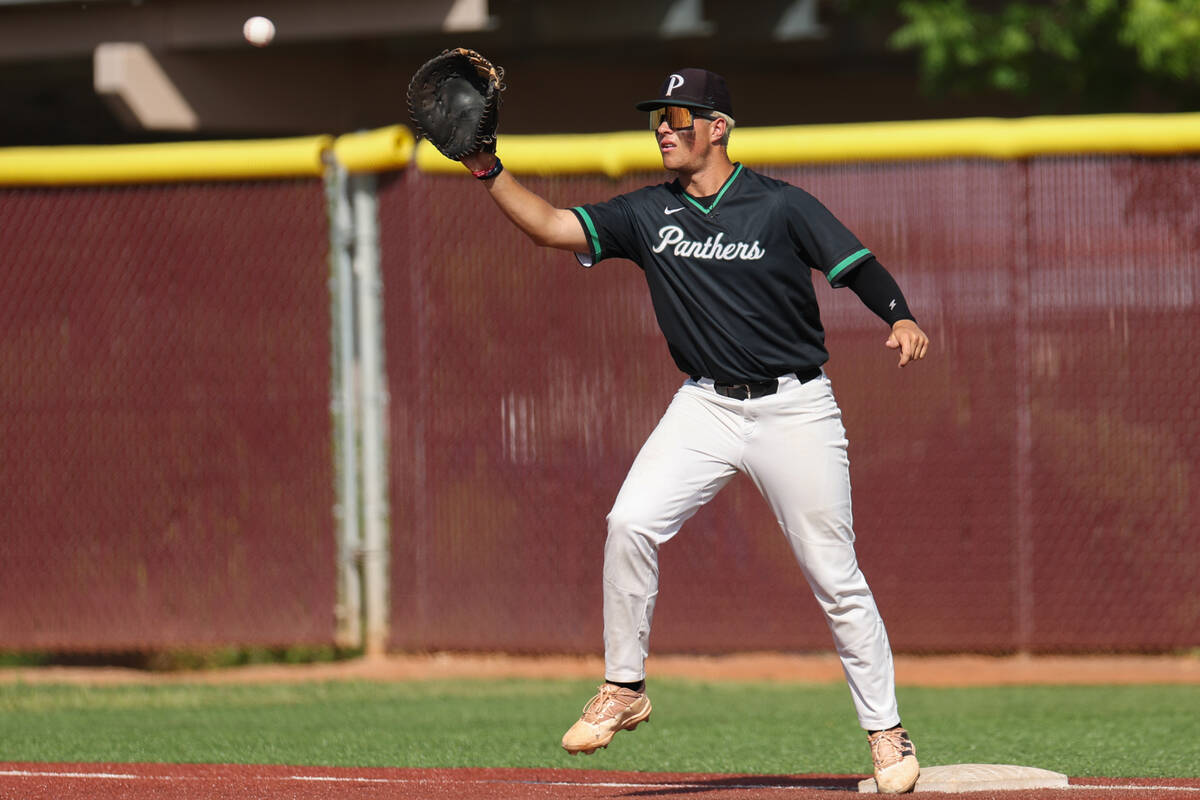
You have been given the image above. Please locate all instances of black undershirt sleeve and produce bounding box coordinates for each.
[843,256,916,326]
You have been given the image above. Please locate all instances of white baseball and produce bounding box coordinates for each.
[243,16,275,47]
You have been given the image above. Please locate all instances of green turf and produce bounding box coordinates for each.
[0,678,1195,777]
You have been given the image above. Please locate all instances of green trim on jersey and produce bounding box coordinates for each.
[681,163,744,215]
[574,206,602,259]
[827,247,871,283]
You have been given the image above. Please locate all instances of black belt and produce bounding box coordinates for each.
[712,367,822,400]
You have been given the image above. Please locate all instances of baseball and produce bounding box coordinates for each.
[243,15,275,47]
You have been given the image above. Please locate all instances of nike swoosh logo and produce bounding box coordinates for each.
[664,206,685,215]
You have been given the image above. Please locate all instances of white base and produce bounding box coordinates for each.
[858,763,1069,793]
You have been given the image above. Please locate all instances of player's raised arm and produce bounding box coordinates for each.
[407,47,587,254]
[462,153,588,252]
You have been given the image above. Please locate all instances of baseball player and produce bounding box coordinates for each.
[462,68,928,794]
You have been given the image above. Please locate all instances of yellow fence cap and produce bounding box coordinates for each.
[732,113,1200,164]
[332,125,416,173]
[413,112,1200,177]
[0,135,334,187]
[5,112,1200,187]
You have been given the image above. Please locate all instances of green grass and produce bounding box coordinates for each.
[0,678,1195,777]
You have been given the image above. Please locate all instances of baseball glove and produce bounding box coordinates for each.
[407,48,505,160]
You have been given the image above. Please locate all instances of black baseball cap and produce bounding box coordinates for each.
[635,68,734,117]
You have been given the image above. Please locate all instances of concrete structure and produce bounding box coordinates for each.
[1,0,1057,147]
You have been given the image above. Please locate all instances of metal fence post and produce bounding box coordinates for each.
[326,160,362,649]
[351,171,390,657]
[1014,160,1034,652]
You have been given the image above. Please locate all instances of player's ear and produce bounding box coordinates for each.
[708,116,726,146]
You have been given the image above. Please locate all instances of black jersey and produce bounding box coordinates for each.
[569,164,872,383]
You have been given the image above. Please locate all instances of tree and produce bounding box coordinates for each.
[1122,0,1200,79]
[855,0,1200,112]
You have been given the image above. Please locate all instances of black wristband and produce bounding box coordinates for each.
[471,157,503,180]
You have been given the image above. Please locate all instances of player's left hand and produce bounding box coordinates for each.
[886,319,929,367]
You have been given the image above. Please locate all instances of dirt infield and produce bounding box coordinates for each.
[3,652,1199,687]
[1,762,1198,799]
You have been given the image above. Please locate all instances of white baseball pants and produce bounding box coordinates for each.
[602,371,901,731]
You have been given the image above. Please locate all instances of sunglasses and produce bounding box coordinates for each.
[649,105,716,131]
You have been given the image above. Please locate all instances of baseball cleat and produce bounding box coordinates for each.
[868,726,920,793]
[561,683,652,754]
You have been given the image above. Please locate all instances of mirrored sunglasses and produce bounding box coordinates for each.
[649,105,715,131]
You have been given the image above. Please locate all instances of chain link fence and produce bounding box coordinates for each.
[2,143,1196,656]
[381,157,1200,655]
[0,180,337,650]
